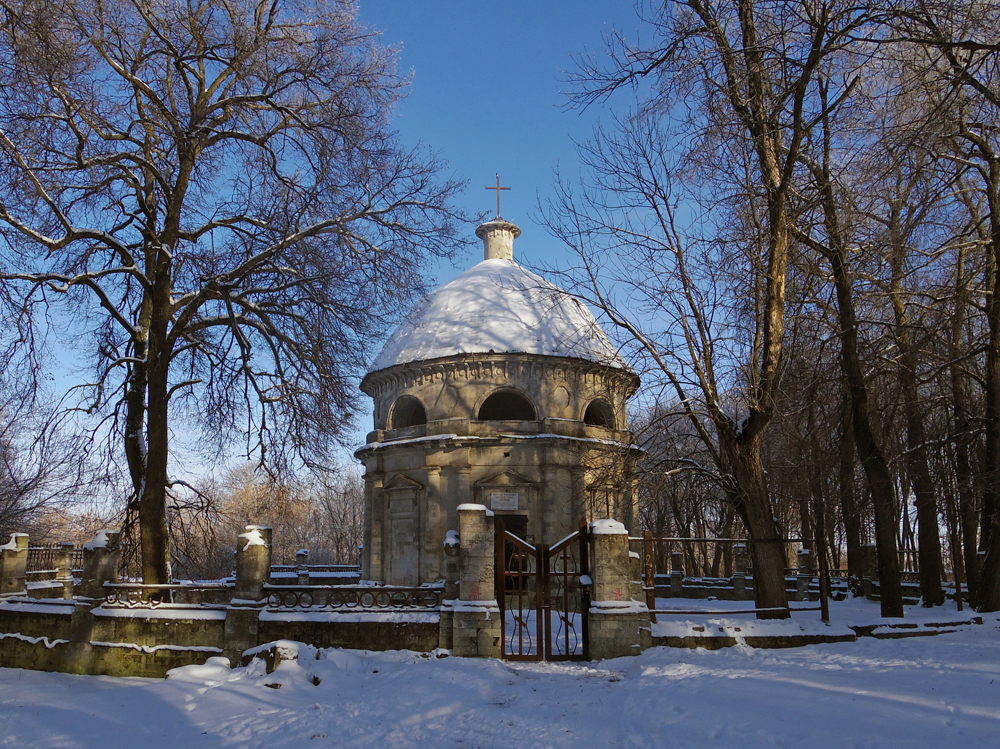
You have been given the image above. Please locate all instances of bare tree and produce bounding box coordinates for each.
[557,0,874,618]
[887,0,1000,611]
[0,0,464,584]
[0,382,94,539]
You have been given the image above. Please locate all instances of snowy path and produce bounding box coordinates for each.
[0,603,998,748]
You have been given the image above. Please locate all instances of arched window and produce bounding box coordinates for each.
[390,395,427,429]
[478,390,536,421]
[583,399,615,429]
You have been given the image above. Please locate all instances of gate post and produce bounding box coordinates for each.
[588,520,650,660]
[452,504,501,658]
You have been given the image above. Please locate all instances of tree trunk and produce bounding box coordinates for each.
[888,232,944,606]
[723,434,790,619]
[840,385,864,592]
[138,258,173,587]
[973,160,1000,613]
[826,248,904,617]
[951,245,980,600]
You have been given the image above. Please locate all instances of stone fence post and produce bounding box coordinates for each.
[670,551,684,597]
[78,530,121,599]
[452,504,500,658]
[733,543,748,600]
[861,544,878,600]
[588,520,650,659]
[0,533,29,596]
[796,548,813,602]
[55,542,75,598]
[296,548,309,585]
[66,530,120,674]
[224,525,272,666]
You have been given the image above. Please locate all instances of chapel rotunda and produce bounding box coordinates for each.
[356,219,640,586]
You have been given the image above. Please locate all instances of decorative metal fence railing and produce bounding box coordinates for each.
[26,545,84,572]
[262,584,444,611]
[103,582,231,608]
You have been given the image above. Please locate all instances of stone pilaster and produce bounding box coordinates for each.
[424,465,443,582]
[588,519,649,660]
[0,533,28,596]
[452,504,500,658]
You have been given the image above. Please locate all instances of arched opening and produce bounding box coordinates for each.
[478,390,536,421]
[390,395,427,429]
[583,399,615,429]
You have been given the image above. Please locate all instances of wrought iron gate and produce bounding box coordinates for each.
[495,517,589,661]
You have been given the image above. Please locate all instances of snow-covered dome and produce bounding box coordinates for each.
[369,221,627,373]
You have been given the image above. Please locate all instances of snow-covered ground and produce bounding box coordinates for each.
[1,598,998,748]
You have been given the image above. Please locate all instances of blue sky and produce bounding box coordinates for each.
[338,1,645,445]
[358,0,642,280]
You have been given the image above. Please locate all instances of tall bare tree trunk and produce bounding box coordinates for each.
[888,233,945,606]
[951,245,980,600]
[840,386,864,591]
[139,255,173,587]
[975,172,1000,612]
[724,434,790,619]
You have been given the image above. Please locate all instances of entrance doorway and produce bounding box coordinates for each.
[495,517,590,661]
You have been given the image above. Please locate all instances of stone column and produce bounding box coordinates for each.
[796,548,813,602]
[588,519,649,659]
[670,551,684,597]
[224,525,272,666]
[733,543,748,600]
[0,533,29,597]
[452,504,500,658]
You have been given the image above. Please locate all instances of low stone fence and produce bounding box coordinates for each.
[0,529,434,678]
[0,514,656,676]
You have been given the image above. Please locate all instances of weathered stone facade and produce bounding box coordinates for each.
[356,221,641,587]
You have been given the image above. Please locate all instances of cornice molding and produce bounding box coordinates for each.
[361,352,639,401]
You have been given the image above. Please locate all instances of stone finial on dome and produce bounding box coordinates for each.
[476,220,522,262]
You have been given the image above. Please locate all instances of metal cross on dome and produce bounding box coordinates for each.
[486,173,510,218]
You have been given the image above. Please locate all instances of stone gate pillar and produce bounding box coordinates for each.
[588,520,650,659]
[452,504,500,658]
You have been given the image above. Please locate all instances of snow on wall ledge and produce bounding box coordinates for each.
[369,258,628,372]
[590,519,628,535]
